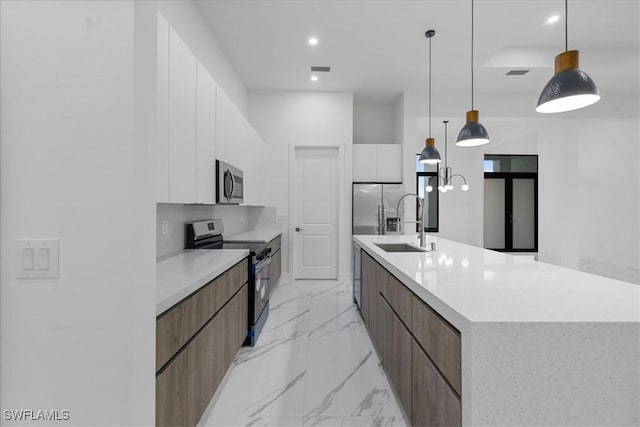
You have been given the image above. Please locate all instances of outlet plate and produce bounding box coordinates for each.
[161,220,169,235]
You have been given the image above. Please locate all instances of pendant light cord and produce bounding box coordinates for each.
[565,0,568,51]
[471,0,474,110]
[428,34,432,137]
[444,121,448,170]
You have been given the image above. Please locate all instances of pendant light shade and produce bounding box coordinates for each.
[419,137,441,164]
[536,0,599,114]
[456,110,490,147]
[419,29,442,164]
[536,50,599,113]
[457,0,490,147]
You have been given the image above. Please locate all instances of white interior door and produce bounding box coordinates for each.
[293,146,339,279]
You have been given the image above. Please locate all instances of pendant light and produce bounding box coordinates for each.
[456,0,490,147]
[536,0,599,113]
[419,30,442,165]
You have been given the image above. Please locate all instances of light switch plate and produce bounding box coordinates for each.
[16,239,59,279]
[161,220,169,235]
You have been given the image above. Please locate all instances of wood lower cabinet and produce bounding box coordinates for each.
[269,235,282,296]
[360,250,461,427]
[380,296,412,417]
[412,340,461,427]
[185,283,248,426]
[157,259,249,427]
[186,311,219,427]
[156,259,248,370]
[412,298,461,395]
[156,349,188,427]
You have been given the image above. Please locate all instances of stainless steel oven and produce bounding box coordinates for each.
[216,160,243,204]
[223,240,272,347]
[186,219,272,347]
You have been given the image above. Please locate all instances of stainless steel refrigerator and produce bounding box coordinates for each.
[352,184,405,235]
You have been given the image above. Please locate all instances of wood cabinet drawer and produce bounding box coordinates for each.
[156,347,188,427]
[156,302,190,371]
[380,296,412,418]
[382,273,413,328]
[157,258,248,371]
[412,297,461,395]
[412,340,461,427]
[269,235,281,253]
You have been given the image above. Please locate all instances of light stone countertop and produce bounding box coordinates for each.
[353,234,640,426]
[354,234,639,328]
[225,228,282,244]
[156,249,249,316]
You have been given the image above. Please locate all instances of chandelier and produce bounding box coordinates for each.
[427,121,469,194]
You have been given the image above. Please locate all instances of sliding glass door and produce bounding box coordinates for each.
[483,155,538,252]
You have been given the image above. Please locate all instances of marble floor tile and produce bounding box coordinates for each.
[302,416,407,427]
[304,330,402,418]
[201,417,305,427]
[205,330,308,420]
[201,280,407,427]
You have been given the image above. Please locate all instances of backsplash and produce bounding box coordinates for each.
[156,204,277,258]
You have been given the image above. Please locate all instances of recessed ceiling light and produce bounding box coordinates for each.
[546,15,560,24]
[308,37,318,46]
[310,75,318,82]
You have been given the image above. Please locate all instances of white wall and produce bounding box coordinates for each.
[248,91,354,281]
[401,91,639,284]
[539,120,639,283]
[158,0,248,114]
[156,204,277,258]
[1,1,156,424]
[353,104,395,145]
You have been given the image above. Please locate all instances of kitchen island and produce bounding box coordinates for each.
[354,234,640,426]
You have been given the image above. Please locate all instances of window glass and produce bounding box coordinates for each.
[416,155,439,232]
[484,155,537,173]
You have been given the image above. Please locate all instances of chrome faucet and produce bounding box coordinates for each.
[396,193,425,248]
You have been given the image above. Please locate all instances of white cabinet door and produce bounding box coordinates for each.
[254,134,266,206]
[215,86,232,164]
[156,13,170,202]
[353,144,377,182]
[376,144,402,182]
[196,63,216,204]
[168,27,197,203]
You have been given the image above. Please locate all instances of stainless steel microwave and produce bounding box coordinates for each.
[216,160,243,204]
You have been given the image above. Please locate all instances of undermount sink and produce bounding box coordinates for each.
[375,243,427,253]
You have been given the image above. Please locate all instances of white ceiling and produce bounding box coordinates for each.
[197,0,639,108]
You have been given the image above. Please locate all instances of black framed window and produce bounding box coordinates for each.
[416,155,439,232]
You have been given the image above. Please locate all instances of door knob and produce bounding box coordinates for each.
[295,227,304,232]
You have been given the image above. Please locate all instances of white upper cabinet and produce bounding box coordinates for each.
[214,86,233,165]
[353,144,402,183]
[156,14,219,204]
[376,144,402,182]
[156,13,170,202]
[168,26,197,203]
[195,63,216,204]
[157,14,266,206]
[353,145,377,182]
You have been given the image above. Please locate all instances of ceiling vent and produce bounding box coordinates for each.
[310,66,331,72]
[506,69,530,76]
